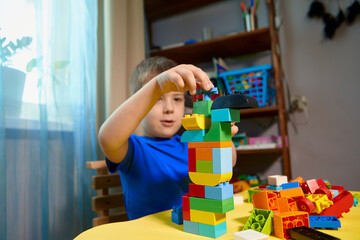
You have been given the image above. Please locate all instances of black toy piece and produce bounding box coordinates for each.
[308,0,325,18]
[346,1,360,24]
[211,92,258,110]
[287,226,340,240]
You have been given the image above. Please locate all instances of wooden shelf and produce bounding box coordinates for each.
[240,106,278,119]
[236,148,283,155]
[150,28,271,64]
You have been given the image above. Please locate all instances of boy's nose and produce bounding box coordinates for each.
[163,99,174,114]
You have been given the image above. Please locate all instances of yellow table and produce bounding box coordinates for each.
[75,191,360,240]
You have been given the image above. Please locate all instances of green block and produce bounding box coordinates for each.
[243,208,273,235]
[203,122,231,142]
[189,196,234,213]
[196,160,212,173]
[193,100,213,118]
[248,189,263,203]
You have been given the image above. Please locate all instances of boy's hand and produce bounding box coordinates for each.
[155,64,214,95]
[231,122,238,138]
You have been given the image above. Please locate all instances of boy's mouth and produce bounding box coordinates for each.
[161,120,175,127]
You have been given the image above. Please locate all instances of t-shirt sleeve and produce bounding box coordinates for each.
[105,136,135,173]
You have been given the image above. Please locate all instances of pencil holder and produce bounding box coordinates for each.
[218,65,275,107]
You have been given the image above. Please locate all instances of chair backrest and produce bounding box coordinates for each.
[86,160,128,227]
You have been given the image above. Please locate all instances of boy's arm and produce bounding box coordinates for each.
[98,64,214,164]
[231,123,238,167]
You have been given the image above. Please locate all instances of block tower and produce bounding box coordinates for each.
[181,90,258,238]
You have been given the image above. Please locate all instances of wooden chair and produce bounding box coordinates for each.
[86,160,128,226]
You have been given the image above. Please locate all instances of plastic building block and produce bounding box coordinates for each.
[210,92,258,110]
[252,191,279,211]
[316,178,327,189]
[277,197,298,213]
[181,129,206,142]
[195,148,213,160]
[243,208,273,235]
[306,194,333,214]
[199,221,227,238]
[281,181,300,190]
[314,186,332,200]
[188,141,232,148]
[190,209,226,225]
[183,220,199,235]
[353,197,359,207]
[280,187,304,198]
[287,226,340,240]
[266,185,282,191]
[189,183,205,198]
[268,175,288,186]
[233,229,269,240]
[273,211,309,239]
[211,108,240,122]
[302,179,319,194]
[193,100,213,118]
[189,196,234,214]
[196,160,212,173]
[248,189,263,203]
[291,176,305,185]
[205,182,233,200]
[309,216,341,229]
[296,197,316,214]
[171,205,183,225]
[320,190,354,218]
[353,193,360,207]
[203,122,232,142]
[212,147,232,174]
[193,94,204,102]
[181,114,211,130]
[234,194,244,204]
[331,189,339,199]
[188,148,196,172]
[330,185,344,192]
[189,172,232,187]
[182,194,191,221]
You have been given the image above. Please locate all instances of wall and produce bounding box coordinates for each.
[151,0,360,190]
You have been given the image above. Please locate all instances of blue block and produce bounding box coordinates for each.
[181,129,206,142]
[205,182,234,200]
[331,189,339,198]
[266,185,282,191]
[171,206,183,225]
[353,197,358,207]
[184,220,199,235]
[281,181,300,190]
[309,216,341,229]
[212,147,232,174]
[198,221,227,238]
[211,108,240,122]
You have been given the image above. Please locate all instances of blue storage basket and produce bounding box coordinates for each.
[218,65,275,107]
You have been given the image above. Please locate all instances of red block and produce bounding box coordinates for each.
[320,190,354,218]
[302,179,319,194]
[331,185,345,192]
[188,183,205,198]
[182,194,190,221]
[188,148,196,172]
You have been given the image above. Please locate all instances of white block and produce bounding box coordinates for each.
[234,194,244,204]
[233,229,269,240]
[268,175,288,186]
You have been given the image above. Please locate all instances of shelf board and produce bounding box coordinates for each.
[236,148,283,155]
[240,106,278,119]
[150,28,271,64]
[144,0,225,21]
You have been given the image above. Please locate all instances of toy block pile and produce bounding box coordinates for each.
[178,89,258,238]
[236,175,355,239]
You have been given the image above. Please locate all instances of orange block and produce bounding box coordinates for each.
[188,141,232,148]
[280,187,304,198]
[252,191,278,212]
[274,211,309,239]
[195,148,212,161]
[277,197,298,213]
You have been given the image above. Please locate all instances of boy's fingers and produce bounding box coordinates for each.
[175,67,197,95]
[184,65,213,91]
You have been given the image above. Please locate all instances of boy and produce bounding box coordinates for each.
[98,57,238,220]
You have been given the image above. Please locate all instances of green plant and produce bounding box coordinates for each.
[0,28,32,66]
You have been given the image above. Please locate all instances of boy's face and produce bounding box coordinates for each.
[141,91,185,139]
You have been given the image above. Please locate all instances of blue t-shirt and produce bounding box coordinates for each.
[106,134,190,220]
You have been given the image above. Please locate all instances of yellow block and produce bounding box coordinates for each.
[188,141,232,148]
[181,114,210,130]
[190,209,226,225]
[189,172,232,187]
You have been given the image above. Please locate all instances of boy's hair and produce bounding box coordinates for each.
[130,56,177,95]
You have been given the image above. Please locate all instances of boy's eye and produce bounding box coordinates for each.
[174,97,183,102]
